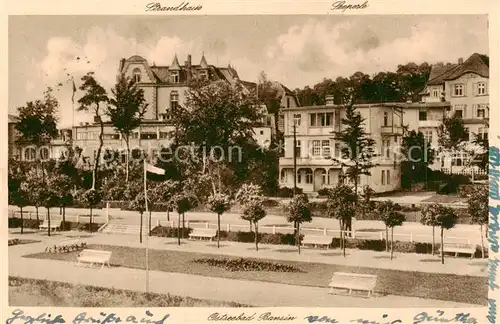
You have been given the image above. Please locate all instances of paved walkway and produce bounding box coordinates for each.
[9,230,487,277]
[8,235,483,308]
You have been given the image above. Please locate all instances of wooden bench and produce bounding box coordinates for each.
[301,235,333,249]
[39,220,62,231]
[188,228,217,241]
[440,243,476,259]
[328,272,378,298]
[77,249,112,269]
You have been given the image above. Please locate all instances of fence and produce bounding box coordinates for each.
[156,220,475,244]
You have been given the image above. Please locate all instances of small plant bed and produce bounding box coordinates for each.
[193,257,303,272]
[8,277,246,307]
[24,244,487,305]
[45,242,87,253]
[8,238,40,246]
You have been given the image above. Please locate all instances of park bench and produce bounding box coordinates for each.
[77,249,112,269]
[328,272,378,298]
[301,235,333,249]
[440,243,476,259]
[39,220,62,231]
[188,228,217,241]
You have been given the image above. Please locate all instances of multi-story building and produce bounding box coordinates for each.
[419,53,489,173]
[279,96,408,193]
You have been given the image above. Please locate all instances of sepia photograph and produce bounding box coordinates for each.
[7,14,491,309]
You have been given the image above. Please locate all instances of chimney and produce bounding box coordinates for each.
[458,57,463,64]
[325,95,335,106]
[119,58,126,72]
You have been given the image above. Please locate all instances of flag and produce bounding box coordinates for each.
[145,163,165,175]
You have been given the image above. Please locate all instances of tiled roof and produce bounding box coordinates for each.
[427,63,459,85]
[443,53,489,80]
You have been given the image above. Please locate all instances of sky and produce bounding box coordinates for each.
[9,15,488,127]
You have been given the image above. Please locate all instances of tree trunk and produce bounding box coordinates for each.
[20,206,24,235]
[47,207,51,237]
[89,207,93,233]
[297,223,301,254]
[59,206,62,215]
[167,209,170,222]
[177,212,180,245]
[255,222,259,251]
[62,206,66,231]
[182,212,185,235]
[480,224,485,259]
[385,226,389,252]
[139,211,143,244]
[149,211,152,236]
[249,220,253,232]
[92,114,104,190]
[217,213,221,248]
[36,206,39,223]
[440,227,444,264]
[432,225,435,255]
[338,219,343,250]
[125,137,130,184]
[342,219,346,257]
[390,227,394,260]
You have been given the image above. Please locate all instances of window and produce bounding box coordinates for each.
[387,170,391,185]
[312,140,321,156]
[103,134,120,140]
[170,91,179,110]
[159,132,169,139]
[293,114,301,126]
[278,114,285,130]
[478,127,488,140]
[381,170,386,185]
[76,132,87,140]
[384,139,391,158]
[310,112,334,127]
[432,89,439,97]
[477,82,486,95]
[287,97,291,108]
[453,84,464,96]
[476,104,486,118]
[133,68,141,83]
[334,143,341,158]
[199,70,208,80]
[320,169,328,185]
[294,140,301,158]
[140,132,158,140]
[322,140,331,158]
[423,129,433,145]
[383,112,388,126]
[39,147,49,160]
[259,130,264,135]
[171,71,179,83]
[280,169,286,183]
[454,105,466,118]
[464,127,470,141]
[419,110,427,121]
[305,169,313,184]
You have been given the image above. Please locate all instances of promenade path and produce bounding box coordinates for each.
[7,230,485,307]
[9,205,485,244]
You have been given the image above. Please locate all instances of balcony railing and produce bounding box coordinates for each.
[279,156,342,167]
[380,126,403,135]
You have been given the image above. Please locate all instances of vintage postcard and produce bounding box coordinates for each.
[2,1,500,323]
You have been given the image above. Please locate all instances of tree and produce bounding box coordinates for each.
[78,189,103,233]
[326,184,357,257]
[401,130,435,187]
[257,71,282,137]
[378,201,405,260]
[333,98,376,234]
[438,115,468,174]
[9,186,28,234]
[435,204,459,264]
[172,193,194,245]
[107,74,148,183]
[207,193,232,248]
[40,175,60,237]
[77,72,109,189]
[358,185,376,219]
[150,180,179,223]
[235,183,264,231]
[53,174,74,231]
[128,192,149,244]
[420,204,441,255]
[468,186,488,258]
[242,201,267,251]
[283,194,312,254]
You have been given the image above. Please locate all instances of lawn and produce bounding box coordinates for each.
[25,244,488,306]
[9,277,246,307]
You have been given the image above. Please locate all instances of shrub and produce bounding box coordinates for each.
[150,226,192,238]
[316,188,331,196]
[438,175,471,194]
[276,187,303,198]
[45,242,87,253]
[459,184,487,198]
[193,257,303,272]
[8,218,42,229]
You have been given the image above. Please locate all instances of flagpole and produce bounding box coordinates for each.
[143,159,150,294]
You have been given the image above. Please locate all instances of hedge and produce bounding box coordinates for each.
[151,225,486,257]
[8,218,103,232]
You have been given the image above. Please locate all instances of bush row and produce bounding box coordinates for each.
[151,226,485,257]
[45,242,87,253]
[192,257,303,272]
[8,218,102,232]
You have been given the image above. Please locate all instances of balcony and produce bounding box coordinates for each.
[418,120,441,128]
[380,126,404,135]
[279,156,342,168]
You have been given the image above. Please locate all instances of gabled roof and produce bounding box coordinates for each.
[200,54,209,69]
[426,63,459,85]
[443,53,489,80]
[170,55,181,70]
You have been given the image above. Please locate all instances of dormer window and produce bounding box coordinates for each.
[133,68,141,83]
[199,70,208,80]
[171,71,179,83]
